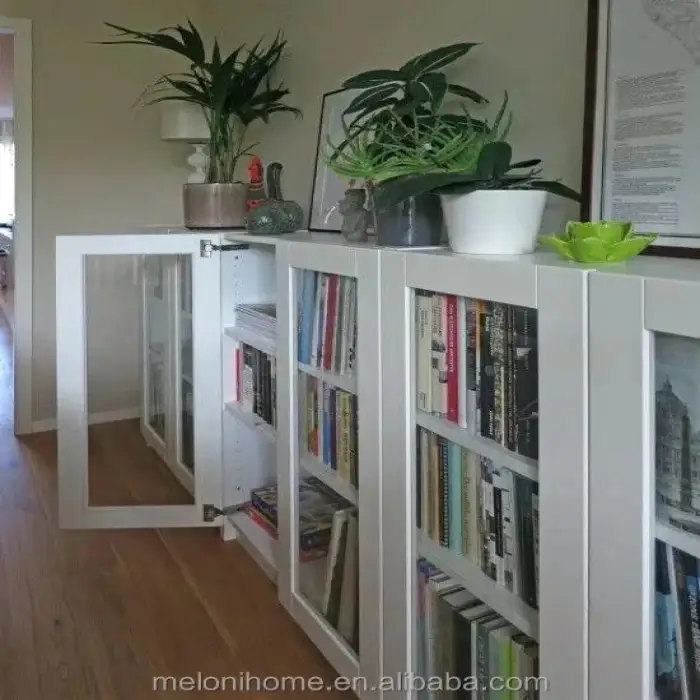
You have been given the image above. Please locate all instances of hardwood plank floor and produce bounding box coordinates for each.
[0,314,349,699]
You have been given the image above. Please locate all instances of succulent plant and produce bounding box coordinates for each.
[537,221,657,263]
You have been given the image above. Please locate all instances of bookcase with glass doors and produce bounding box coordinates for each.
[379,249,589,700]
[589,259,700,700]
[275,238,383,697]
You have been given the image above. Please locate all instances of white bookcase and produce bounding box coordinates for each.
[58,230,604,700]
[379,250,589,700]
[589,257,700,700]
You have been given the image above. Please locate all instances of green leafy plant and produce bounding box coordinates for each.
[538,221,657,262]
[324,94,511,184]
[99,21,301,183]
[325,42,489,184]
[373,141,581,211]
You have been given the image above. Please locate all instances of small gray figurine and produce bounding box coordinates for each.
[339,188,371,243]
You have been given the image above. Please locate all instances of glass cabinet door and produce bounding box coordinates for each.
[295,268,360,653]
[177,254,194,473]
[144,255,168,443]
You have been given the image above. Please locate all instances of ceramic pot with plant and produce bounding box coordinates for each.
[324,41,492,246]
[373,141,580,255]
[100,22,301,229]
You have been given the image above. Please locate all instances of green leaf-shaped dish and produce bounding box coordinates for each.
[538,220,657,263]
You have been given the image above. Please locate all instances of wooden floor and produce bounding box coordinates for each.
[0,313,348,699]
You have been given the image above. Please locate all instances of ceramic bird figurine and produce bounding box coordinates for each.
[247,162,304,235]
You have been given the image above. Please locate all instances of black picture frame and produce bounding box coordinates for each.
[308,87,365,233]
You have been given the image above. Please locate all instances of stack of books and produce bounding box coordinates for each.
[417,558,539,699]
[297,270,357,377]
[235,343,276,427]
[416,292,538,460]
[235,303,276,345]
[417,429,539,610]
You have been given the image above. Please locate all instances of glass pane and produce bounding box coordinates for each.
[178,255,194,471]
[414,291,540,696]
[295,269,359,654]
[654,332,700,699]
[86,253,194,507]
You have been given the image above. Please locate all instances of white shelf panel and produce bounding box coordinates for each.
[416,410,538,482]
[224,325,276,357]
[229,511,277,579]
[417,531,539,640]
[298,363,357,394]
[224,402,276,441]
[656,519,700,561]
[299,453,358,506]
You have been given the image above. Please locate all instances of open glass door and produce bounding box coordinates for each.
[55,231,223,529]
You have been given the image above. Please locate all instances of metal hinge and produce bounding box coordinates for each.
[200,240,250,257]
[203,503,248,522]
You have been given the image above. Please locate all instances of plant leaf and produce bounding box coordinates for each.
[343,85,400,115]
[342,69,405,89]
[400,42,480,77]
[528,180,581,202]
[606,236,656,261]
[476,142,512,179]
[447,83,488,104]
[409,72,447,109]
[373,171,479,210]
[537,235,575,260]
[510,159,541,170]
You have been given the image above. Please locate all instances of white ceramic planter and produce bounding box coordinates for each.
[440,189,547,255]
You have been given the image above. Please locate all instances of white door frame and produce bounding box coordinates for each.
[0,17,33,435]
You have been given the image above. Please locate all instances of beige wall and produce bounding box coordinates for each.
[0,33,13,119]
[200,0,589,230]
[0,0,201,422]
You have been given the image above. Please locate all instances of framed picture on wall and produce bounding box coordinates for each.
[308,88,373,233]
[587,0,700,256]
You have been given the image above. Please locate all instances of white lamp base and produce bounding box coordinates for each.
[187,144,208,184]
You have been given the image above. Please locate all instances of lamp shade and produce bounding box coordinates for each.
[160,102,209,143]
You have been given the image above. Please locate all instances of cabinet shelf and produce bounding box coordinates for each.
[656,519,700,561]
[229,511,277,579]
[417,530,539,640]
[416,410,538,482]
[225,402,276,441]
[298,363,356,394]
[224,325,276,357]
[299,453,358,506]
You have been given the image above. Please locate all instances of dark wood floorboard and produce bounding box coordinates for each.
[0,313,349,699]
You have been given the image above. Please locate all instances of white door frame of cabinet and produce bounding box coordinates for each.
[380,251,589,700]
[55,233,223,529]
[276,241,383,699]
[588,270,700,700]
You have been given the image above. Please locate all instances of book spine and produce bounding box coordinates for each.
[431,293,447,416]
[323,384,332,466]
[458,296,468,429]
[242,345,255,413]
[341,392,352,482]
[491,303,506,446]
[480,303,494,441]
[417,292,433,413]
[493,471,505,587]
[333,277,345,374]
[505,306,516,452]
[298,270,308,364]
[515,307,539,460]
[439,436,449,548]
[350,393,359,489]
[325,274,339,371]
[430,432,440,541]
[449,441,462,552]
[317,379,325,461]
[421,429,430,536]
[310,272,323,367]
[446,294,459,423]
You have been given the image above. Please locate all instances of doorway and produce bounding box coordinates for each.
[0,18,32,435]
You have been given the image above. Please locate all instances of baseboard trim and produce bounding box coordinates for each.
[32,407,141,434]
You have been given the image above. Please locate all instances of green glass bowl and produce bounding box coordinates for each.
[538,220,657,263]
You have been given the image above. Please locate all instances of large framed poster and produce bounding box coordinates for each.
[591,0,700,250]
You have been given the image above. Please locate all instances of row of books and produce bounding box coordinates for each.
[417,429,539,610]
[416,292,538,460]
[656,540,700,700]
[248,478,352,560]
[235,302,276,345]
[418,559,539,700]
[235,344,276,428]
[300,373,359,490]
[297,270,357,377]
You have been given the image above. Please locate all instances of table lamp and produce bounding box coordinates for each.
[160,102,210,183]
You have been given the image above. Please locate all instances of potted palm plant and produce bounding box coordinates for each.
[373,140,581,255]
[100,21,301,229]
[325,41,489,246]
